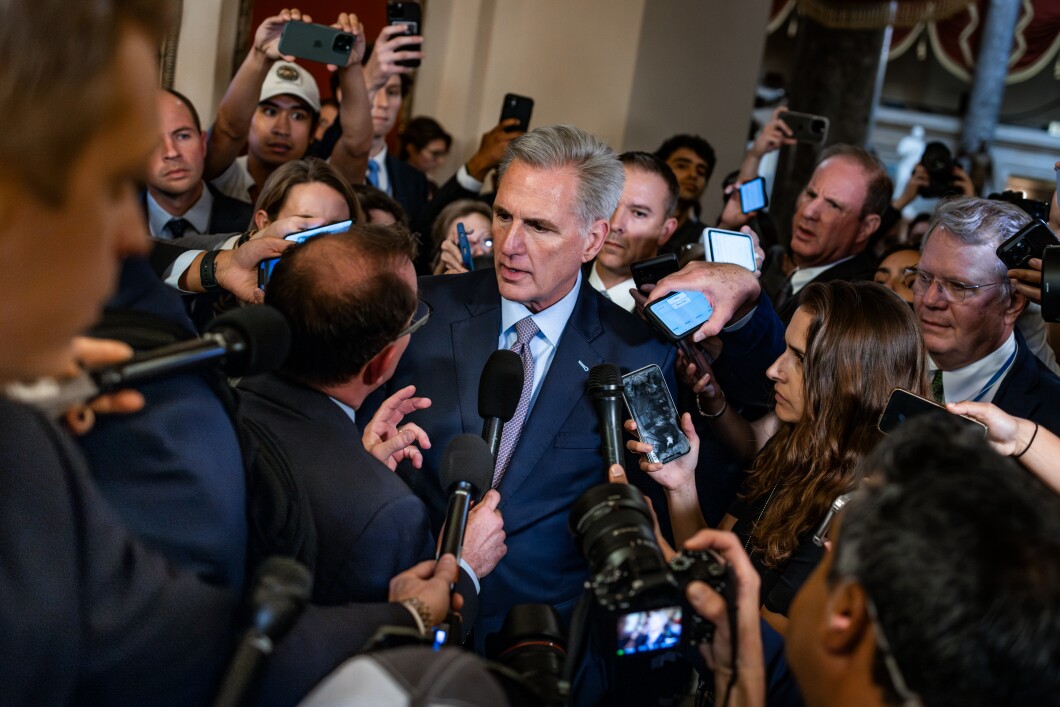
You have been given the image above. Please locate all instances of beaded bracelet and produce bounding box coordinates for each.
[695,394,727,419]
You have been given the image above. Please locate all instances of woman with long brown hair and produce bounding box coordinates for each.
[627,280,928,632]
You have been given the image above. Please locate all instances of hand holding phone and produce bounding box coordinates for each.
[386,1,422,68]
[877,388,987,436]
[997,219,1059,269]
[630,253,679,292]
[738,177,769,214]
[258,219,353,289]
[780,111,830,144]
[278,22,355,65]
[622,365,690,465]
[500,94,534,133]
[456,222,475,272]
[645,291,713,342]
[702,229,757,272]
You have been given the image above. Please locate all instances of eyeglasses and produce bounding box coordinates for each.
[865,594,924,707]
[396,298,432,339]
[905,267,1006,303]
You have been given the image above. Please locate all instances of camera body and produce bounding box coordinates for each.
[918,141,959,198]
[570,483,730,658]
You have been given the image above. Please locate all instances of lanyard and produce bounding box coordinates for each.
[968,346,1018,403]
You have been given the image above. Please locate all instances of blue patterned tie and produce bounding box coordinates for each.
[493,316,540,487]
[366,160,380,188]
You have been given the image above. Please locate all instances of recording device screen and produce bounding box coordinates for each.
[703,229,757,272]
[257,219,354,289]
[615,606,682,656]
[738,177,768,214]
[623,364,690,465]
[645,290,713,341]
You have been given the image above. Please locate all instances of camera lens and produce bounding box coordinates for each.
[334,34,353,52]
[811,119,825,133]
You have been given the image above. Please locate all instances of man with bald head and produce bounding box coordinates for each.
[763,145,892,322]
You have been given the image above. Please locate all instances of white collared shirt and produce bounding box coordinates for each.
[929,332,1018,404]
[587,264,637,313]
[497,271,583,413]
[789,255,856,295]
[146,186,214,238]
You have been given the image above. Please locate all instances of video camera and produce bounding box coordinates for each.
[568,483,731,658]
[918,141,960,199]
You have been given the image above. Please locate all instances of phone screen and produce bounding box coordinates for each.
[622,364,690,465]
[738,177,768,213]
[704,229,756,272]
[616,606,682,656]
[646,291,713,340]
[259,219,354,288]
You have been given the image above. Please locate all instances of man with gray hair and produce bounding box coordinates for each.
[914,196,1060,432]
[370,124,679,648]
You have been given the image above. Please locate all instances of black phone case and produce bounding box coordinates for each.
[996,220,1058,269]
[780,111,829,144]
[622,365,690,465]
[630,253,679,290]
[500,93,534,132]
[387,2,422,68]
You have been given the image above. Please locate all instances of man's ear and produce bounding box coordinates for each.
[822,580,873,656]
[657,217,679,247]
[253,209,271,232]
[1002,287,1027,325]
[855,213,882,247]
[582,218,609,262]
[361,342,400,389]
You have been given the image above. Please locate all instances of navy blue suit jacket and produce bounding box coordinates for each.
[993,330,1060,435]
[371,269,678,646]
[237,372,435,604]
[385,154,430,230]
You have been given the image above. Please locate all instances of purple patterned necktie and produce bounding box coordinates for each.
[493,316,540,487]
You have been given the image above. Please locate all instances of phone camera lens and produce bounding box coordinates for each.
[334,35,353,51]
[812,119,825,133]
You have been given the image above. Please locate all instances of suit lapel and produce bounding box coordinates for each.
[498,282,606,499]
[451,274,503,436]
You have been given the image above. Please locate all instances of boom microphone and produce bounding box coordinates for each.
[588,363,625,475]
[213,556,313,707]
[5,305,291,419]
[478,350,524,460]
[437,434,496,566]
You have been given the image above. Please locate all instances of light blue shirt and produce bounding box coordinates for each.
[146,186,213,238]
[497,271,582,413]
[329,397,358,426]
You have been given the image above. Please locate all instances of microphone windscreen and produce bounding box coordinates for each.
[588,363,622,396]
[207,305,291,377]
[249,555,313,637]
[440,434,495,499]
[478,349,523,421]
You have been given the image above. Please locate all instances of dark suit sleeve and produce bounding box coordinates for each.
[148,239,193,278]
[0,400,236,706]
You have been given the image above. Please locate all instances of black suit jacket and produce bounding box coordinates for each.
[992,330,1060,435]
[366,269,679,647]
[237,372,435,605]
[385,154,430,231]
[140,183,253,238]
[765,250,877,323]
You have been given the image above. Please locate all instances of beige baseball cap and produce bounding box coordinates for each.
[259,61,321,113]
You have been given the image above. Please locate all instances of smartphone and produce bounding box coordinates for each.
[500,93,534,132]
[645,290,713,342]
[622,364,690,465]
[456,222,475,271]
[257,219,354,288]
[780,111,830,144]
[738,177,769,214]
[278,23,355,66]
[996,219,1059,269]
[702,228,756,272]
[877,388,987,436]
[386,1,422,68]
[630,253,679,291]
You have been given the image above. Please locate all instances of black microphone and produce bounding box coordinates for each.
[588,363,625,475]
[437,434,495,566]
[478,350,524,460]
[5,305,291,419]
[213,556,313,707]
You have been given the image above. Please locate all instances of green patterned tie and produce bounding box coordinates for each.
[931,370,945,404]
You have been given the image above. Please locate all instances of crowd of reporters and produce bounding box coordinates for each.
[1,1,1059,706]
